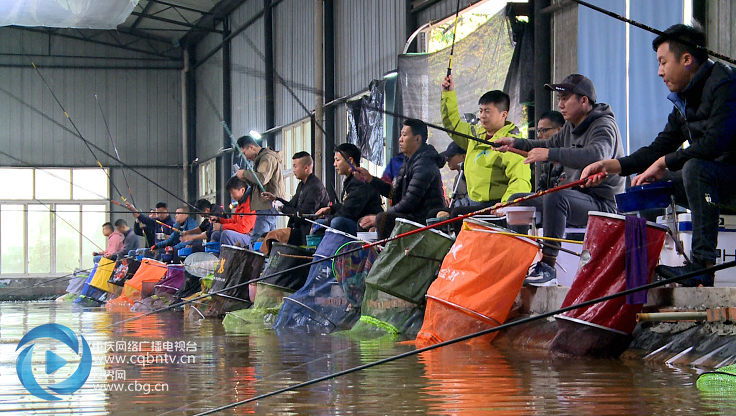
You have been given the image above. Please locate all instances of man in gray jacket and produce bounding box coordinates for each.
[496,74,625,285]
[236,135,286,238]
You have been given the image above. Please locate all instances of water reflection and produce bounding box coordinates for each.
[0,301,734,415]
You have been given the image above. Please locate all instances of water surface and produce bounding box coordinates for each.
[0,301,733,415]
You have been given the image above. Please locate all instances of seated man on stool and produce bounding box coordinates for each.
[496,74,625,286]
[583,24,736,287]
[261,151,330,252]
[354,118,447,239]
[211,176,257,248]
[313,143,383,236]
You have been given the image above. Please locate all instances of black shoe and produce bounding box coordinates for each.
[655,263,715,287]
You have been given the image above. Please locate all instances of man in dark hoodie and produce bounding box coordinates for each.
[496,74,625,285]
[354,118,447,239]
[236,135,285,239]
[583,24,736,287]
[110,219,140,261]
[314,143,383,236]
[125,202,175,247]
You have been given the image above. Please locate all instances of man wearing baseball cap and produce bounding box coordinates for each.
[440,142,470,208]
[496,74,625,286]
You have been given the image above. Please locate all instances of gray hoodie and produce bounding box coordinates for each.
[514,103,625,204]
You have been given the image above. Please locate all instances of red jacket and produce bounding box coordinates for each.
[220,195,256,234]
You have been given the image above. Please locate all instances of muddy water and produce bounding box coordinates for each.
[0,301,733,415]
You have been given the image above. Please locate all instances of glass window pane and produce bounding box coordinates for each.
[55,205,81,274]
[81,205,107,271]
[72,169,109,200]
[0,169,33,200]
[27,205,50,274]
[1,205,25,273]
[35,169,71,200]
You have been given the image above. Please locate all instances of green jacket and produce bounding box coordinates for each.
[441,90,531,203]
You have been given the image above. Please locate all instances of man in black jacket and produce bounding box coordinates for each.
[583,24,736,287]
[355,119,446,239]
[263,151,330,245]
[314,143,383,236]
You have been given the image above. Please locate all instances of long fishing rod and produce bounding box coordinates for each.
[571,0,736,66]
[200,88,267,194]
[0,265,97,298]
[447,0,461,76]
[0,85,200,214]
[106,173,606,329]
[95,93,136,207]
[195,259,736,415]
[19,49,128,203]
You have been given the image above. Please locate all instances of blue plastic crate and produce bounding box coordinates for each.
[615,181,674,213]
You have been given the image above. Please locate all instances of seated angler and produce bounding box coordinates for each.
[354,118,447,239]
[313,143,383,236]
[92,222,123,264]
[262,151,330,249]
[496,74,626,286]
[179,199,225,246]
[134,209,156,248]
[150,206,198,253]
[582,24,736,287]
[211,176,257,248]
[109,219,141,261]
[125,201,175,247]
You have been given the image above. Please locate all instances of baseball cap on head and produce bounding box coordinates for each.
[440,141,466,158]
[545,74,597,104]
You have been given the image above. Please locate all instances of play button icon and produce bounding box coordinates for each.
[45,350,67,374]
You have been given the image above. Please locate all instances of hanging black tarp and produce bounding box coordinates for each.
[347,80,385,165]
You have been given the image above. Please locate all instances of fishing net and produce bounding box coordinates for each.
[203,245,265,319]
[73,261,109,306]
[273,230,365,334]
[175,252,219,300]
[106,258,167,311]
[223,244,314,333]
[415,220,538,347]
[697,364,736,393]
[57,270,89,302]
[108,258,141,287]
[333,241,378,307]
[131,264,186,312]
[183,275,214,321]
[345,219,454,338]
[550,213,667,358]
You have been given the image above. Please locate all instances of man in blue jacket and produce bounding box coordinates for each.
[583,24,736,287]
[151,206,198,252]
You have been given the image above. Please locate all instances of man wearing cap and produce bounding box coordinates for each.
[582,24,736,287]
[496,74,625,285]
[441,141,470,208]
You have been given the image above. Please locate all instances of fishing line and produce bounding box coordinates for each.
[95,93,137,207]
[0,85,199,213]
[199,87,267,193]
[19,47,127,203]
[571,0,736,66]
[105,174,606,329]
[194,259,736,415]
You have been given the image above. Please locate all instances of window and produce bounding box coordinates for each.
[0,168,109,275]
[281,118,312,200]
[198,158,217,201]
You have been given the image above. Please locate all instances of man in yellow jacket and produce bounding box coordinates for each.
[440,75,531,225]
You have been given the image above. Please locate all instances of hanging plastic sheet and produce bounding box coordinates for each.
[0,0,138,29]
[106,258,167,310]
[415,220,538,347]
[550,212,667,358]
[347,80,385,165]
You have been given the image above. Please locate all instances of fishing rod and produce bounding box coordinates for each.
[447,0,461,76]
[106,173,606,329]
[0,86,200,214]
[571,0,736,66]
[0,265,97,298]
[195,258,736,415]
[200,87,267,194]
[95,93,136,207]
[19,49,128,203]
